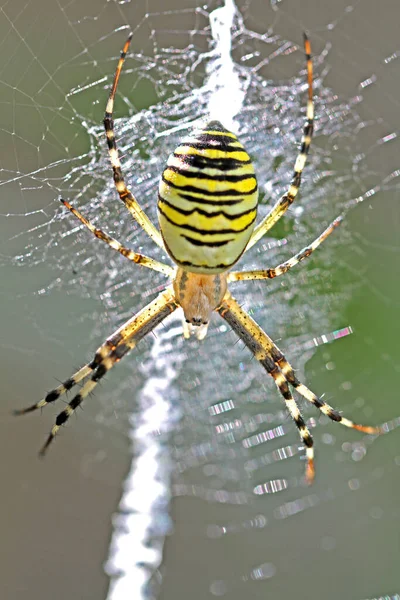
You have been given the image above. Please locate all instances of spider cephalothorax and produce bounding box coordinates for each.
[173,269,227,338]
[16,33,383,483]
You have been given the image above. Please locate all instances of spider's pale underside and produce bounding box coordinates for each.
[16,34,383,483]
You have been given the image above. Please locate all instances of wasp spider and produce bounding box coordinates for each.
[16,34,382,483]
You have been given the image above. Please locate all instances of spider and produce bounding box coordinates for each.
[16,33,382,484]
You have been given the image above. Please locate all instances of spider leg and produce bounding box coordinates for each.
[217,292,315,482]
[274,354,382,435]
[15,320,134,417]
[104,34,164,250]
[15,288,176,413]
[61,199,174,278]
[228,214,342,282]
[14,364,95,415]
[37,287,177,455]
[246,34,314,251]
[217,292,381,483]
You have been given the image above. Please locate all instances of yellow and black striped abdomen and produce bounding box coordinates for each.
[158,121,258,273]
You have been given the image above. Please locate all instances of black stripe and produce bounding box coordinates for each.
[177,192,244,206]
[63,378,75,391]
[304,122,313,136]
[165,165,256,183]
[69,395,83,410]
[158,194,256,220]
[162,238,238,271]
[181,234,233,247]
[178,142,246,153]
[178,258,237,269]
[162,174,258,197]
[300,427,313,447]
[175,153,251,170]
[93,363,107,381]
[45,389,61,403]
[189,133,241,146]
[291,171,301,188]
[158,203,256,235]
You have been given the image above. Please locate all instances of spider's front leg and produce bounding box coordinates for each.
[60,199,174,277]
[104,33,164,250]
[217,292,382,483]
[246,33,314,251]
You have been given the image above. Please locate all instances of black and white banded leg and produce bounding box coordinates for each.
[246,34,314,251]
[16,288,178,454]
[217,292,381,483]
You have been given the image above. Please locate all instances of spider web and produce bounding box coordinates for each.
[0,1,399,600]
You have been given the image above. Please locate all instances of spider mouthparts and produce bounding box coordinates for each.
[182,319,209,341]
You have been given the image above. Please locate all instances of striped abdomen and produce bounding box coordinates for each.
[158,121,258,273]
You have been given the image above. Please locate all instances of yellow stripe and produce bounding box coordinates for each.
[174,146,249,161]
[159,188,257,216]
[160,202,256,232]
[202,129,237,138]
[166,155,255,176]
[163,168,256,194]
[163,228,233,244]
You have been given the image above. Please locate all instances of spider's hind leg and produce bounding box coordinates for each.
[217,292,382,483]
[217,292,316,483]
[14,360,103,416]
[38,342,133,456]
[15,287,176,420]
[276,354,382,435]
[37,287,177,455]
[14,321,132,416]
[260,352,316,483]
